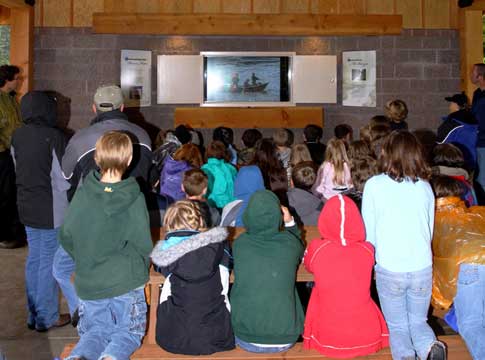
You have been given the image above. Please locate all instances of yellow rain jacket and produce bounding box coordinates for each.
[432,197,485,310]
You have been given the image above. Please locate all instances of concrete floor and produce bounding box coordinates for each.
[0,246,78,360]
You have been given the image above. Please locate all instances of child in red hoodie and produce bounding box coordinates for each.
[303,194,389,358]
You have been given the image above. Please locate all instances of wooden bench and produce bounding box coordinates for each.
[60,335,472,359]
[145,226,319,345]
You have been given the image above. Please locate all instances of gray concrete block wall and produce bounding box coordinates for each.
[33,28,460,143]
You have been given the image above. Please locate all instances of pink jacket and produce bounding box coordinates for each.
[312,162,353,200]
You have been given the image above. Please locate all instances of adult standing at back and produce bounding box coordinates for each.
[0,65,25,248]
[471,63,485,202]
[54,85,153,322]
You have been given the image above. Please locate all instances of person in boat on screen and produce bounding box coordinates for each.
[251,72,261,86]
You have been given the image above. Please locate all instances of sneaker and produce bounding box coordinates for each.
[427,342,447,360]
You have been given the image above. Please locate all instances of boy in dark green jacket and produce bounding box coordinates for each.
[59,131,152,360]
[230,190,304,353]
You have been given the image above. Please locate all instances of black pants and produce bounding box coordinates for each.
[0,150,24,242]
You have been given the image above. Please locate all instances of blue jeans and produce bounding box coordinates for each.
[235,337,294,353]
[53,245,78,316]
[454,264,485,360]
[376,265,438,360]
[25,226,60,329]
[477,147,485,192]
[66,288,147,360]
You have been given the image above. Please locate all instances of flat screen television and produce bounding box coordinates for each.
[201,52,294,107]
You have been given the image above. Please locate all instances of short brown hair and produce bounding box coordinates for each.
[206,140,231,162]
[369,115,390,128]
[348,140,373,162]
[273,128,290,147]
[183,169,208,197]
[431,175,463,198]
[380,131,431,182]
[359,125,372,144]
[163,200,206,231]
[385,99,408,123]
[174,143,203,168]
[432,143,465,168]
[351,156,378,192]
[292,161,317,191]
[94,131,132,176]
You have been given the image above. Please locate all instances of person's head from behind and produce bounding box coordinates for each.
[206,140,231,162]
[253,138,282,174]
[348,140,373,162]
[213,126,234,147]
[174,125,192,145]
[290,143,312,167]
[182,169,208,199]
[0,65,21,93]
[93,85,124,114]
[380,131,431,183]
[471,63,485,86]
[304,124,323,143]
[351,157,378,193]
[243,190,282,234]
[94,131,132,180]
[370,124,391,158]
[292,161,316,191]
[432,143,465,169]
[324,138,350,186]
[369,115,390,128]
[241,128,262,149]
[273,128,290,148]
[359,125,372,144]
[385,99,408,124]
[431,175,463,199]
[173,143,203,168]
[334,124,353,143]
[445,92,469,113]
[163,200,206,232]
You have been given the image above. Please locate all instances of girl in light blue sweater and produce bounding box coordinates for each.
[362,131,446,360]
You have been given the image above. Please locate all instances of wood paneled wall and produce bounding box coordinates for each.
[34,0,458,29]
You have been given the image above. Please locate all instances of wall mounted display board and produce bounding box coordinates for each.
[120,49,152,107]
[157,55,202,104]
[342,50,376,107]
[293,55,337,103]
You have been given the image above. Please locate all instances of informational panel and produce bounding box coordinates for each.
[157,55,203,104]
[120,50,152,107]
[342,50,377,107]
[293,55,337,104]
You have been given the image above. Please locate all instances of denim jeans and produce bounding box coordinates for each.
[477,147,485,192]
[53,245,78,316]
[66,288,147,360]
[25,226,60,329]
[375,265,437,360]
[235,337,294,353]
[454,264,485,360]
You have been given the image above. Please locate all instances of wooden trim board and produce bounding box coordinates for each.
[93,13,402,36]
[174,107,324,129]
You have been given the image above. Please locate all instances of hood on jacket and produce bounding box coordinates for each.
[150,226,228,267]
[83,171,141,217]
[242,190,281,235]
[234,165,265,226]
[318,194,365,246]
[162,156,192,175]
[446,109,477,125]
[20,91,57,127]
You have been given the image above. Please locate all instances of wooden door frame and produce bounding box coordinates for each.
[0,0,33,97]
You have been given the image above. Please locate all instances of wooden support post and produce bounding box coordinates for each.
[9,5,33,96]
[459,9,483,97]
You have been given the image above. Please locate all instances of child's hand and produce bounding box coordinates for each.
[281,206,293,223]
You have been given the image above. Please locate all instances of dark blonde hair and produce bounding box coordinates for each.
[351,156,378,192]
[206,140,231,162]
[292,161,316,191]
[431,175,463,198]
[173,143,203,168]
[359,125,372,144]
[380,131,431,182]
[369,115,390,128]
[94,131,132,176]
[348,140,373,163]
[290,143,312,167]
[183,169,208,197]
[385,99,408,123]
[323,138,349,186]
[163,200,206,232]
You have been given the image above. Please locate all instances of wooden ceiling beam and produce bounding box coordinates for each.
[0,0,30,9]
[93,13,402,36]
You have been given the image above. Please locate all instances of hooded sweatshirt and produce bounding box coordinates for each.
[159,156,192,201]
[58,171,152,300]
[11,91,69,229]
[303,195,389,358]
[202,158,237,209]
[230,190,304,344]
[287,187,323,225]
[150,227,235,355]
[233,165,265,227]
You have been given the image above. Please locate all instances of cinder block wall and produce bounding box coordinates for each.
[33,28,460,143]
